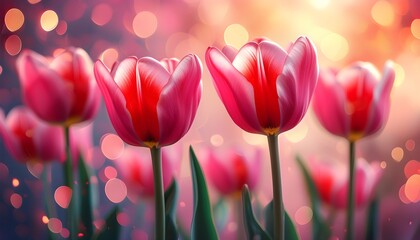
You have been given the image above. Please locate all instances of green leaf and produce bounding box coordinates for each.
[94,207,120,240]
[296,155,330,240]
[78,155,94,239]
[189,146,218,240]
[264,201,299,240]
[242,185,271,240]
[366,198,380,240]
[165,180,179,240]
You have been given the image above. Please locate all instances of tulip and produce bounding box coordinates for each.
[94,55,202,148]
[16,48,100,126]
[311,158,382,209]
[206,37,318,136]
[206,37,318,240]
[94,54,202,239]
[115,146,178,199]
[200,147,262,196]
[312,61,395,142]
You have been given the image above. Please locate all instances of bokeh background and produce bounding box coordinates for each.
[1,0,420,239]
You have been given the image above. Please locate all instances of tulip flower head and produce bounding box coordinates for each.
[16,48,100,126]
[206,37,319,136]
[94,55,202,148]
[311,158,382,209]
[200,147,262,196]
[114,147,178,199]
[312,61,395,141]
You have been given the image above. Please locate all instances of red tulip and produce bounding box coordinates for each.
[311,158,382,209]
[312,61,395,141]
[114,146,178,199]
[205,37,318,135]
[200,147,262,196]
[16,48,100,126]
[0,106,92,163]
[94,55,202,148]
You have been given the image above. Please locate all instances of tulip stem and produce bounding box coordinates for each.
[63,126,76,240]
[267,135,284,240]
[150,147,165,240]
[41,164,57,240]
[346,141,356,240]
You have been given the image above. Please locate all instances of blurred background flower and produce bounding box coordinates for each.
[1,0,420,239]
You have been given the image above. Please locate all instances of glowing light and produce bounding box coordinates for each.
[53,48,65,57]
[399,184,410,204]
[28,0,41,4]
[56,21,67,35]
[391,147,404,162]
[117,212,130,226]
[60,228,69,238]
[405,139,415,151]
[5,8,25,32]
[404,160,420,178]
[12,178,20,187]
[10,193,23,208]
[0,163,9,180]
[0,65,2,75]
[101,133,125,160]
[405,174,420,203]
[26,161,43,178]
[210,134,224,146]
[411,19,420,40]
[320,32,349,61]
[5,35,22,56]
[198,0,230,25]
[380,161,387,169]
[48,218,62,233]
[242,131,266,146]
[284,124,308,143]
[100,48,119,69]
[132,11,158,38]
[371,0,395,27]
[42,216,49,224]
[91,3,113,26]
[309,0,330,9]
[295,206,313,225]
[105,178,127,203]
[392,62,405,87]
[54,186,72,208]
[40,10,59,32]
[104,166,118,179]
[224,24,249,49]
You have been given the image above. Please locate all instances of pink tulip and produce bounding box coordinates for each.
[114,147,178,199]
[200,147,262,196]
[0,106,93,164]
[16,48,100,126]
[310,158,382,209]
[312,61,395,141]
[94,55,202,148]
[205,37,318,135]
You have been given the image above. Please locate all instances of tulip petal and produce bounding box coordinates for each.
[206,47,261,133]
[277,37,318,132]
[16,50,72,123]
[312,69,349,137]
[157,54,202,146]
[0,109,25,161]
[160,58,180,74]
[94,61,142,146]
[365,61,395,136]
[221,45,238,62]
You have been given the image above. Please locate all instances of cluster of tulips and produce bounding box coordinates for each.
[0,36,394,240]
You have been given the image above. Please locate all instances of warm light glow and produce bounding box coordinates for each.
[104,166,118,179]
[320,32,349,61]
[224,23,249,49]
[404,174,420,203]
[294,206,313,225]
[242,131,266,146]
[100,48,119,69]
[132,11,158,38]
[399,184,411,204]
[380,161,387,169]
[198,0,230,25]
[411,19,420,39]
[12,178,20,187]
[393,62,405,87]
[54,186,72,209]
[371,0,395,27]
[28,0,41,4]
[40,10,59,32]
[42,216,49,224]
[101,133,125,160]
[391,147,404,162]
[405,139,415,151]
[5,8,25,32]
[48,218,62,234]
[10,193,23,208]
[404,160,420,178]
[284,124,308,143]
[5,35,22,56]
[26,161,43,179]
[56,21,67,35]
[117,212,131,226]
[105,178,127,203]
[210,134,224,146]
[91,3,113,26]
[309,0,330,9]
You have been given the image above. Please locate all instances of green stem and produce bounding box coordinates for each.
[63,126,76,240]
[150,147,165,240]
[346,141,356,240]
[267,135,284,240]
[41,164,57,240]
